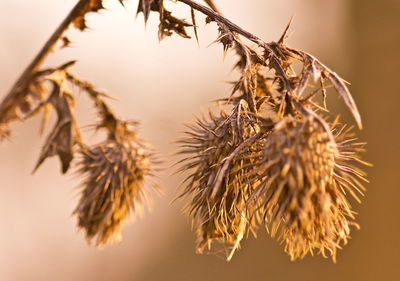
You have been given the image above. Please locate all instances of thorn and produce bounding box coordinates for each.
[278,15,295,44]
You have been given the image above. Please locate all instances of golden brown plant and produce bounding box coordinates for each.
[0,0,368,262]
[67,72,156,245]
[245,111,368,261]
[174,1,368,261]
[177,102,263,260]
[75,121,152,246]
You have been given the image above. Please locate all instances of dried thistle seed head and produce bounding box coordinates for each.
[75,122,152,246]
[178,102,260,260]
[250,114,367,261]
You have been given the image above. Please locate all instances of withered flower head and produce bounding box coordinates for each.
[75,114,152,246]
[250,113,368,261]
[178,101,260,260]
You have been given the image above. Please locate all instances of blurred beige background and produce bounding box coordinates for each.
[0,0,399,280]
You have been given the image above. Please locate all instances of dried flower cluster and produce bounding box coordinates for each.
[0,0,368,261]
[174,1,369,261]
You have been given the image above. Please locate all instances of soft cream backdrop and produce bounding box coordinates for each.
[1,1,398,281]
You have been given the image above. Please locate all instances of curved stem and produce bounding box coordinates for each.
[179,0,262,42]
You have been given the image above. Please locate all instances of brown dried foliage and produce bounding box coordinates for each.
[0,0,368,262]
[175,0,368,261]
[33,66,82,174]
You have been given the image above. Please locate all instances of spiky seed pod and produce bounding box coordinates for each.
[178,101,260,259]
[249,114,367,261]
[75,122,152,246]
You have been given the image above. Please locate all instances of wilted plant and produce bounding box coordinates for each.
[1,0,369,261]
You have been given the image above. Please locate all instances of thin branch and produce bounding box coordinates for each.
[180,0,262,43]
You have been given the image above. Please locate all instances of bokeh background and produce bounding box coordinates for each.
[0,0,399,280]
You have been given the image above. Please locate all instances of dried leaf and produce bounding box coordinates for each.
[73,0,105,31]
[307,53,361,128]
[327,71,362,128]
[136,0,159,24]
[33,81,80,174]
[39,103,52,135]
[0,77,48,124]
[60,36,71,49]
[159,9,192,40]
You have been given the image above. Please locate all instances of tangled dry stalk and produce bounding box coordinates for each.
[0,0,369,262]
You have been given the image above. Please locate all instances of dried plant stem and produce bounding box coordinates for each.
[0,0,89,122]
[179,0,260,40]
[178,0,291,89]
